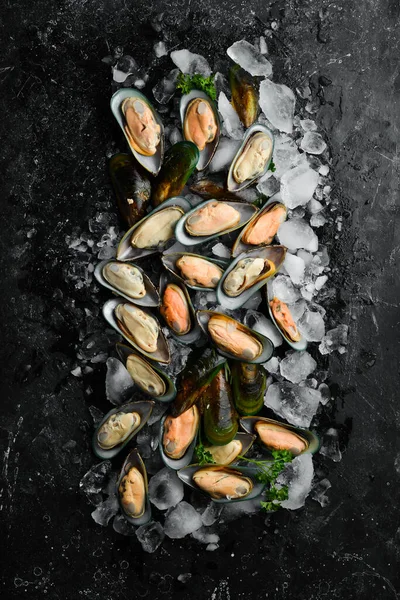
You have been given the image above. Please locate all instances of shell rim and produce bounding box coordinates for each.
[95,259,160,307]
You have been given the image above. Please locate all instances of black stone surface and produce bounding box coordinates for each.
[1,0,399,598]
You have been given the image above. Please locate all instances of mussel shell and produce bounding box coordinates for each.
[103,298,171,364]
[227,123,274,192]
[108,153,151,228]
[95,260,160,307]
[175,199,257,247]
[161,252,228,292]
[231,194,287,257]
[110,88,164,176]
[116,196,191,262]
[229,65,259,128]
[152,141,200,206]
[204,432,255,465]
[177,464,266,504]
[266,282,308,351]
[159,412,199,470]
[180,90,221,171]
[201,367,239,446]
[240,416,320,456]
[116,343,176,402]
[117,449,151,525]
[158,272,201,345]
[217,245,287,310]
[196,310,274,364]
[231,362,267,416]
[93,400,154,459]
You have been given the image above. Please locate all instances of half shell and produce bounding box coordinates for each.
[240,416,320,456]
[116,196,191,262]
[103,298,170,363]
[117,449,151,525]
[158,272,201,344]
[110,88,164,175]
[161,252,227,291]
[180,90,220,171]
[175,199,257,247]
[217,245,287,310]
[92,400,154,459]
[266,282,307,351]
[197,310,274,363]
[95,260,160,307]
[159,407,200,470]
[227,123,274,192]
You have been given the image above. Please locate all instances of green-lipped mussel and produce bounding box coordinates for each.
[266,283,307,351]
[108,153,151,228]
[95,260,160,307]
[202,367,239,446]
[204,432,255,465]
[240,416,320,456]
[231,362,267,415]
[160,406,200,469]
[227,124,274,192]
[159,272,201,345]
[229,65,258,128]
[117,449,151,525]
[152,141,199,206]
[161,252,227,291]
[180,90,220,170]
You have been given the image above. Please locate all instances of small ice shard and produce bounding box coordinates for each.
[265,382,322,427]
[244,309,283,347]
[311,478,331,507]
[88,406,104,427]
[164,501,203,539]
[148,468,184,510]
[319,324,349,355]
[80,461,112,505]
[282,253,305,285]
[212,242,231,259]
[308,198,324,214]
[91,494,119,526]
[318,383,331,405]
[278,454,314,510]
[208,137,241,172]
[105,357,135,406]
[272,134,307,179]
[220,498,261,523]
[227,40,272,77]
[163,338,191,378]
[259,80,295,134]
[177,573,192,583]
[310,213,327,228]
[319,165,330,176]
[279,351,317,384]
[298,306,326,342]
[300,119,317,131]
[320,428,342,462]
[301,132,327,155]
[169,127,183,145]
[264,356,280,374]
[154,41,167,58]
[242,291,262,310]
[281,164,319,209]
[271,275,301,304]
[201,503,223,526]
[98,246,116,260]
[113,68,131,83]
[218,92,244,140]
[259,36,268,55]
[112,513,137,536]
[170,50,211,76]
[277,219,318,252]
[192,527,220,545]
[315,275,328,291]
[136,521,165,553]
[152,69,179,104]
[256,174,280,197]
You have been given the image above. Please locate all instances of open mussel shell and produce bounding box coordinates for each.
[266,282,308,351]
[180,90,221,171]
[204,431,255,466]
[217,245,287,310]
[116,343,176,402]
[161,252,228,292]
[227,123,274,192]
[103,298,170,364]
[231,194,287,257]
[240,416,320,456]
[159,413,199,470]
[116,196,191,262]
[95,260,160,307]
[158,272,201,345]
[117,449,151,526]
[177,464,266,504]
[110,88,164,176]
[196,310,274,364]
[92,400,154,460]
[175,199,257,247]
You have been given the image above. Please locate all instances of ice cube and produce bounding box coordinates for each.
[281,164,319,209]
[320,428,342,462]
[105,358,135,406]
[310,213,327,228]
[218,92,244,140]
[282,253,305,285]
[315,275,328,291]
[208,137,241,172]
[280,351,317,384]
[91,494,119,526]
[311,478,331,507]
[301,132,327,155]
[272,134,307,179]
[300,119,317,131]
[319,325,349,355]
[177,573,192,583]
[79,461,112,505]
[201,502,223,526]
[278,454,314,510]
[259,36,268,55]
[164,501,203,538]
[148,468,184,510]
[278,219,318,252]
[271,275,301,304]
[219,498,261,523]
[112,513,137,536]
[259,80,295,134]
[244,309,283,347]
[163,338,191,378]
[298,307,326,341]
[264,356,280,374]
[318,383,331,405]
[169,127,183,145]
[319,165,330,176]
[154,41,167,58]
[192,527,220,545]
[147,402,169,426]
[265,382,322,427]
[226,40,272,77]
[136,521,165,553]
[256,174,280,197]
[307,198,324,214]
[242,291,262,310]
[170,50,211,76]
[212,242,231,259]
[152,69,179,104]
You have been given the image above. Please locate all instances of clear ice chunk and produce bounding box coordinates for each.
[212,242,231,259]
[170,50,211,76]
[272,134,307,179]
[311,478,331,507]
[319,324,349,355]
[244,309,283,347]
[152,69,179,104]
[300,132,327,155]
[271,275,301,304]
[208,137,241,172]
[218,92,244,140]
[112,513,137,536]
[226,40,272,77]
[154,41,167,58]
[256,174,280,197]
[279,351,317,383]
[300,119,317,131]
[105,357,135,406]
[148,468,184,510]
[164,501,203,539]
[265,382,321,427]
[259,80,295,134]
[281,164,319,209]
[91,494,119,526]
[201,502,223,526]
[320,428,342,462]
[277,218,318,252]
[79,461,112,505]
[278,454,314,510]
[136,521,165,553]
[282,252,305,285]
[192,527,220,545]
[298,306,326,342]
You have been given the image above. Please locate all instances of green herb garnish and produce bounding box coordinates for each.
[194,442,216,466]
[176,73,217,101]
[269,159,276,173]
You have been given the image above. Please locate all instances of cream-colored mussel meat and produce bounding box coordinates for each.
[103,262,146,298]
[204,440,243,465]
[97,411,141,449]
[223,257,274,297]
[118,466,146,517]
[126,354,166,396]
[130,207,184,249]
[233,132,273,184]
[193,468,253,499]
[176,256,223,289]
[115,304,159,353]
[208,314,262,360]
[185,201,240,236]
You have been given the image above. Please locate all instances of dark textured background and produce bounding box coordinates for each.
[1,0,399,598]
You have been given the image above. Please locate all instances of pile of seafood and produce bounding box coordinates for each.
[79,38,343,550]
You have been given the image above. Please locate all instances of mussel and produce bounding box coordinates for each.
[117,449,151,525]
[266,284,307,351]
[109,153,151,228]
[160,405,200,470]
[180,90,220,170]
[227,124,274,192]
[204,432,255,465]
[240,416,320,456]
[229,65,258,128]
[162,253,226,291]
[160,283,191,335]
[152,141,199,206]
[231,362,266,415]
[95,260,160,307]
[202,367,238,446]
[190,173,244,201]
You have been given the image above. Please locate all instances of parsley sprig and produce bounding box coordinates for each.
[194,442,216,466]
[176,73,217,101]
